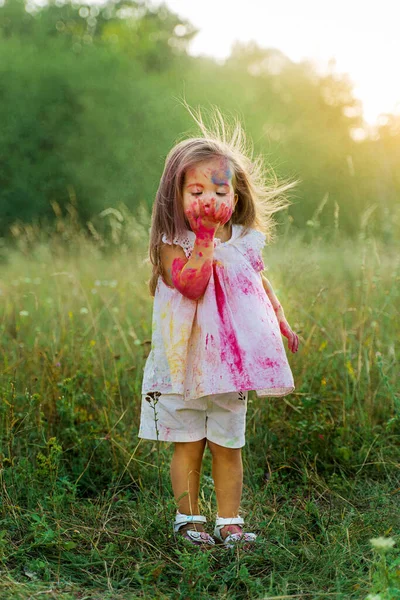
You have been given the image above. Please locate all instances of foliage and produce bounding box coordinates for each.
[0,209,399,597]
[1,0,400,240]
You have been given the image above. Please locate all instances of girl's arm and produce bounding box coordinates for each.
[161,198,232,301]
[260,273,299,353]
[160,235,215,301]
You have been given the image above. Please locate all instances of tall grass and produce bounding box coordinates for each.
[0,202,399,599]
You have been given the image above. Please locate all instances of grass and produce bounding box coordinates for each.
[0,204,399,599]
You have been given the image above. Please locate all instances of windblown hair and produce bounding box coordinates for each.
[147,105,299,297]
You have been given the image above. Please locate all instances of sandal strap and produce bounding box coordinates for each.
[215,516,244,528]
[221,532,257,548]
[173,513,207,532]
[182,530,216,546]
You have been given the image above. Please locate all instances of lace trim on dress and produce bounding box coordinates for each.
[161,231,195,259]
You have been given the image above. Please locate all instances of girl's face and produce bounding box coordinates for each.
[182,156,238,223]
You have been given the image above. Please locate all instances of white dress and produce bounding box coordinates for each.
[141,224,295,402]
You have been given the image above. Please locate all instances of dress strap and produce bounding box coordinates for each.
[161,230,195,260]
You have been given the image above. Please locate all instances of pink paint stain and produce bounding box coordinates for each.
[258,356,281,370]
[245,246,265,272]
[205,333,215,350]
[236,271,267,308]
[235,271,255,296]
[213,264,252,388]
[159,423,171,439]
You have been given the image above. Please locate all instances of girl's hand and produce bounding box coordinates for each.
[185,197,233,239]
[275,307,299,353]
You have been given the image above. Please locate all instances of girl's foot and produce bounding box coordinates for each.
[219,524,243,540]
[217,523,257,550]
[174,519,215,548]
[214,517,257,550]
[178,522,206,536]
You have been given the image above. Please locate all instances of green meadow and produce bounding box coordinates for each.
[0,208,399,599]
[1,0,400,596]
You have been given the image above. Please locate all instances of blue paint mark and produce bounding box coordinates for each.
[211,167,232,186]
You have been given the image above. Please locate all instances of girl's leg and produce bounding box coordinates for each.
[170,438,207,533]
[207,440,244,539]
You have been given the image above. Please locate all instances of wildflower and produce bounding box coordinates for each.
[80,307,89,314]
[19,310,29,317]
[134,339,141,346]
[321,377,327,386]
[90,340,96,347]
[366,594,382,600]
[91,288,97,294]
[95,280,101,286]
[110,280,118,288]
[370,536,395,550]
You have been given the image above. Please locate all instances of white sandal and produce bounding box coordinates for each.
[173,512,216,547]
[214,515,257,549]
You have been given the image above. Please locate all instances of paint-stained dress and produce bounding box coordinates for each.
[141,224,295,402]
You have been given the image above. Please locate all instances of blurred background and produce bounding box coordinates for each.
[0,0,399,243]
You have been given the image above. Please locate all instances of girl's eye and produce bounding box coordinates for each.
[190,191,227,196]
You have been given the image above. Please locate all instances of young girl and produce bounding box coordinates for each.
[138,110,299,549]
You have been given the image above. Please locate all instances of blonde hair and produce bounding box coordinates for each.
[147,105,299,296]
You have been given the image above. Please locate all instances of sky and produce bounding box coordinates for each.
[152,0,400,128]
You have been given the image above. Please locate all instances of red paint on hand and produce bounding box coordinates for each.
[169,196,234,301]
[171,257,213,301]
[185,197,233,241]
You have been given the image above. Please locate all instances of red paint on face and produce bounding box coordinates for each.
[184,198,216,243]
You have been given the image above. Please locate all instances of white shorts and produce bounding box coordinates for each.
[138,390,248,448]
